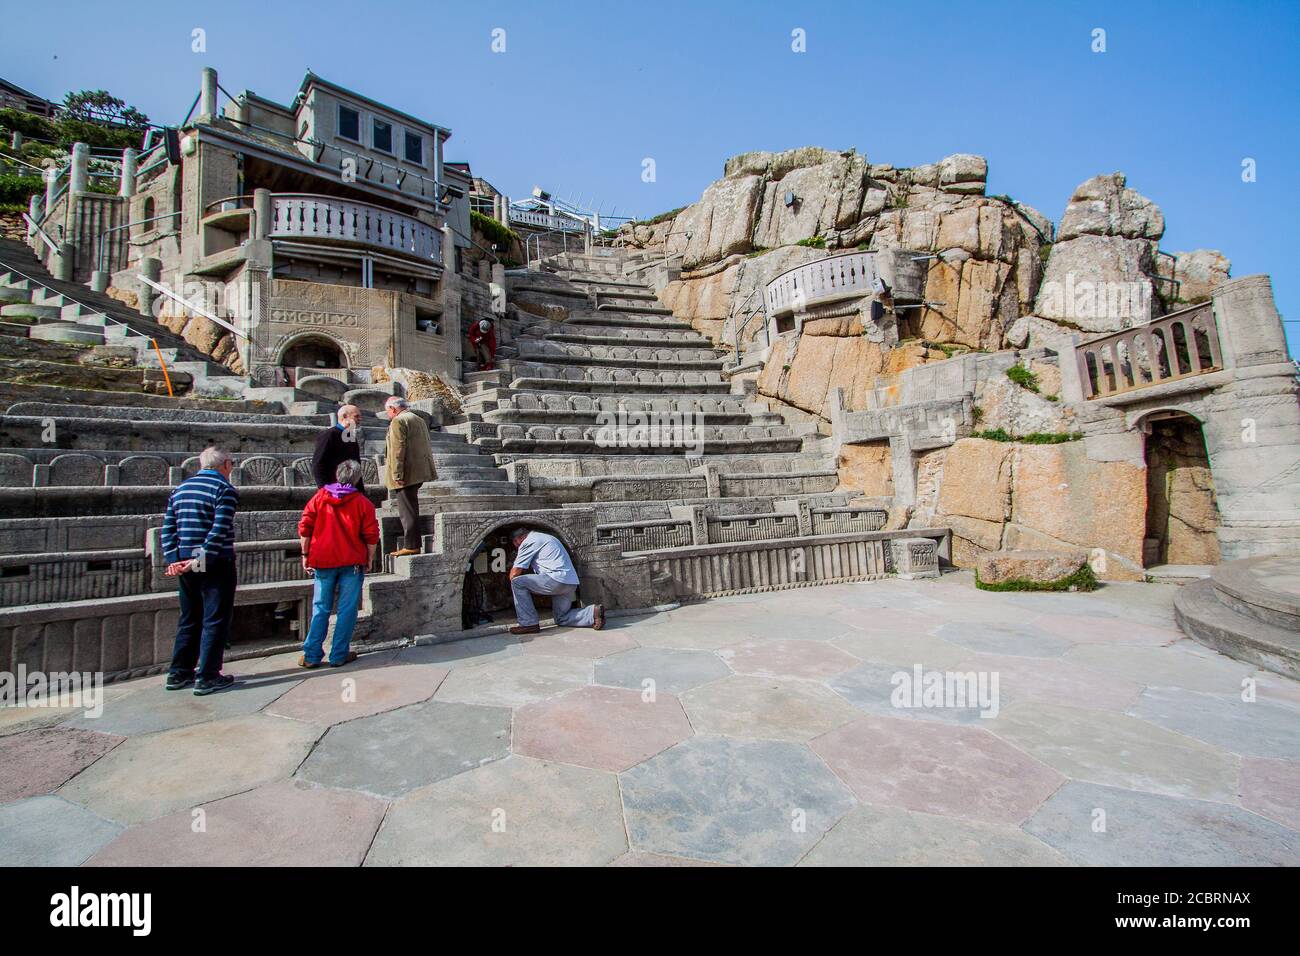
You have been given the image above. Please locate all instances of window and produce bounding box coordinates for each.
[404,129,423,165]
[415,309,441,334]
[337,104,360,142]
[372,118,393,154]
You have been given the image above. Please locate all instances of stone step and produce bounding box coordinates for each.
[27,322,106,345]
[510,374,733,395]
[565,312,696,332]
[1174,576,1299,680]
[537,330,715,349]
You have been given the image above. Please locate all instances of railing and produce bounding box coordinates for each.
[764,251,879,318]
[268,194,443,262]
[1076,303,1224,399]
[509,208,589,233]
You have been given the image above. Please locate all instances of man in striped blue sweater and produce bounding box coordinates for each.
[161,446,240,695]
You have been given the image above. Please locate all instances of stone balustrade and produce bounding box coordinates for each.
[765,251,880,318]
[269,193,443,262]
[1075,303,1223,399]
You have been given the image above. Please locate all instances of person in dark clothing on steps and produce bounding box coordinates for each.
[312,403,364,490]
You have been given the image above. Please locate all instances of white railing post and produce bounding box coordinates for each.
[69,142,89,195]
[44,167,59,212]
[119,148,138,197]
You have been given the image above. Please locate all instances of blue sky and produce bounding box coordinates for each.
[7,0,1297,355]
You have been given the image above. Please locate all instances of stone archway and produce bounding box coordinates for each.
[1141,410,1222,567]
[459,519,582,629]
[278,332,350,371]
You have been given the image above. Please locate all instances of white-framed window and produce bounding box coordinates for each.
[372,118,394,154]
[404,129,423,166]
[337,104,360,142]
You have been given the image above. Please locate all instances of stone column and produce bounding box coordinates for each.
[54,241,75,281]
[1213,274,1291,370]
[441,223,463,376]
[44,166,59,210]
[199,67,218,122]
[26,195,40,238]
[119,148,138,198]
[252,188,272,240]
[68,142,89,195]
[138,257,162,318]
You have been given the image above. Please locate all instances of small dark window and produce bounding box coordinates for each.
[1,565,30,578]
[372,119,393,153]
[142,196,155,220]
[338,105,360,141]
[86,560,112,572]
[404,130,423,165]
[415,309,441,334]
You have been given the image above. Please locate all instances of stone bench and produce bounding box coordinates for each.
[0,414,322,455]
[4,401,333,428]
[0,449,381,489]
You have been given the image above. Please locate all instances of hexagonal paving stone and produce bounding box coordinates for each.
[393,634,523,668]
[1063,643,1254,695]
[811,715,1063,824]
[1127,686,1300,759]
[718,638,859,680]
[987,702,1240,802]
[681,674,858,742]
[264,663,448,726]
[434,653,591,707]
[1032,612,1182,646]
[831,631,971,670]
[0,795,123,867]
[951,651,1142,713]
[620,736,855,866]
[518,628,638,659]
[0,726,123,802]
[62,672,301,737]
[829,661,997,725]
[86,780,387,866]
[365,755,626,866]
[297,699,509,798]
[1024,780,1300,866]
[634,616,762,650]
[1239,757,1300,831]
[514,685,692,771]
[57,714,321,825]
[595,646,731,696]
[799,804,1068,866]
[936,620,1074,658]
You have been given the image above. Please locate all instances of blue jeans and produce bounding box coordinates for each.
[169,557,236,681]
[303,565,364,665]
[510,573,596,628]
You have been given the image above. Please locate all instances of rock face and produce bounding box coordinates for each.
[976,549,1089,587]
[1164,249,1232,306]
[1034,173,1164,333]
[918,437,1146,580]
[1144,417,1222,566]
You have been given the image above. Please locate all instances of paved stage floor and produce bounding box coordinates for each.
[3,572,1298,866]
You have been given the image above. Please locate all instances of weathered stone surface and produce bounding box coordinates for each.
[938,153,988,195]
[264,663,448,726]
[513,685,692,772]
[620,736,855,866]
[717,638,859,680]
[1035,234,1158,331]
[0,726,123,802]
[87,780,387,867]
[936,438,1013,524]
[433,653,591,707]
[681,674,858,741]
[1127,685,1300,759]
[366,755,627,866]
[1165,248,1230,305]
[1057,172,1164,242]
[836,440,893,496]
[1239,756,1300,831]
[594,646,731,696]
[976,549,1088,586]
[0,795,123,866]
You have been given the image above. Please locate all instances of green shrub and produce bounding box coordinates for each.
[976,563,1098,593]
[971,406,984,425]
[971,428,1083,444]
[634,206,685,226]
[470,210,520,248]
[1005,363,1039,392]
[0,173,43,205]
[795,236,826,248]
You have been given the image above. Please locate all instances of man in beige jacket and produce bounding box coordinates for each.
[381,396,436,556]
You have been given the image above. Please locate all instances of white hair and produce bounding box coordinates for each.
[335,459,363,485]
[384,396,409,411]
[199,446,232,470]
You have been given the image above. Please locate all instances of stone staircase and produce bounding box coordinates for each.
[0,237,245,399]
[1175,555,1300,679]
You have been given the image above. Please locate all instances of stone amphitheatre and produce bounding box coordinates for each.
[0,67,1296,867]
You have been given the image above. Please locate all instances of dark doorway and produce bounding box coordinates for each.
[1143,414,1221,566]
[461,524,573,630]
[281,336,346,370]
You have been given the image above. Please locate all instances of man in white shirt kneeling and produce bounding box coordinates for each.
[507,527,605,635]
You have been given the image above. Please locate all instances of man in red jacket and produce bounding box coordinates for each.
[297,459,379,668]
[468,318,497,371]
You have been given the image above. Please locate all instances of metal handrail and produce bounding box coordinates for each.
[21,214,59,254]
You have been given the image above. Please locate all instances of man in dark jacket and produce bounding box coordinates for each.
[312,403,363,490]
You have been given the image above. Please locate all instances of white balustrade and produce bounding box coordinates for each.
[509,208,588,232]
[1074,303,1223,399]
[268,194,442,261]
[764,251,879,317]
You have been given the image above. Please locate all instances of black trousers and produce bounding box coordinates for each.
[394,483,423,550]
[169,557,237,680]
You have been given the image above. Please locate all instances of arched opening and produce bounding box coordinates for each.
[460,522,580,630]
[1142,411,1221,567]
[280,335,347,371]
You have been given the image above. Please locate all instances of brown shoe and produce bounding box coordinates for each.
[298,655,320,669]
[592,605,605,630]
[390,548,419,557]
[509,624,540,635]
[329,651,360,667]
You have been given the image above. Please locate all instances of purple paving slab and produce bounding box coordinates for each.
[717,638,860,680]
[264,663,449,726]
[1239,757,1300,831]
[0,726,123,803]
[514,685,692,771]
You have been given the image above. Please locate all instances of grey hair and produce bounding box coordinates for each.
[510,527,531,541]
[384,396,409,411]
[199,446,232,470]
[336,403,360,418]
[335,459,363,485]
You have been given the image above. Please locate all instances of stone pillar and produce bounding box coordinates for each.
[68,142,89,195]
[119,148,138,198]
[26,195,40,238]
[54,241,75,281]
[252,188,272,240]
[10,131,22,150]
[1212,274,1290,370]
[139,257,162,318]
[44,166,59,210]
[491,262,506,316]
[199,67,218,121]
[441,223,463,376]
[1058,333,1086,403]
[433,133,444,188]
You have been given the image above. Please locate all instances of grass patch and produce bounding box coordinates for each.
[971,428,1083,444]
[632,206,685,226]
[976,563,1098,593]
[1005,363,1039,392]
[470,210,520,248]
